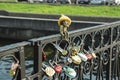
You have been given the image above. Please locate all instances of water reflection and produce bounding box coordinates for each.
[0,56,33,80]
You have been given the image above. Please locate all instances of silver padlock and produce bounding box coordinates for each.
[52,43,68,55]
[42,63,55,78]
[60,56,73,64]
[77,52,88,62]
[63,66,76,79]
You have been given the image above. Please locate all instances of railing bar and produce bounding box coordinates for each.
[0,48,18,57]
[95,41,120,53]
[26,72,41,79]
[0,41,30,52]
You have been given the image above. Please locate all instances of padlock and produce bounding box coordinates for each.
[71,45,80,55]
[71,55,81,64]
[52,43,68,55]
[77,52,88,62]
[84,49,93,60]
[49,60,62,74]
[60,56,72,64]
[63,66,76,79]
[9,62,19,76]
[42,51,46,61]
[86,53,93,60]
[88,47,97,59]
[67,57,73,63]
[42,63,55,78]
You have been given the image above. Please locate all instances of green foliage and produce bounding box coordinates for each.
[0,2,120,17]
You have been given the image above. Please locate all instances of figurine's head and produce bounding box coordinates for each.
[58,14,71,27]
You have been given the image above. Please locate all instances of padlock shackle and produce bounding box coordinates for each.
[88,46,94,53]
[52,43,63,52]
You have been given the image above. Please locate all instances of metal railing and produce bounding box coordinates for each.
[0,20,120,80]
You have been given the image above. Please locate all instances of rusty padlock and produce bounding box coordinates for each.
[88,47,97,59]
[77,52,88,62]
[71,45,80,56]
[63,66,76,79]
[71,55,81,64]
[10,61,19,76]
[52,43,68,55]
[42,63,55,78]
[49,60,62,74]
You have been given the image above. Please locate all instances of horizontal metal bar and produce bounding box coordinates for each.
[0,41,30,52]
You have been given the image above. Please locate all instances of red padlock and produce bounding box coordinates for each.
[86,53,92,60]
[42,51,46,61]
[84,49,93,60]
[49,60,62,74]
[54,64,62,73]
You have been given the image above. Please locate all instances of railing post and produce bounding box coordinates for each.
[15,47,26,80]
[33,42,42,80]
[109,27,113,80]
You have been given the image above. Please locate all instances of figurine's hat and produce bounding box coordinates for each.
[58,14,71,26]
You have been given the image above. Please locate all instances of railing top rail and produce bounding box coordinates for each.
[29,20,120,44]
[0,41,30,53]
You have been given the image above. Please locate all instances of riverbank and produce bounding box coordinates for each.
[0,2,120,17]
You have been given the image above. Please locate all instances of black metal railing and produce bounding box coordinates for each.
[0,21,120,80]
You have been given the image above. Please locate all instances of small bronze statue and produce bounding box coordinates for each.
[58,14,71,41]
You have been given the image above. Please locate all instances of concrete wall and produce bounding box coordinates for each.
[0,15,100,40]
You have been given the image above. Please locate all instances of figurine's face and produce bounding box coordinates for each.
[61,20,69,27]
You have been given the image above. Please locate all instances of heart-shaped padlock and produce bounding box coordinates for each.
[42,63,55,78]
[52,43,68,55]
[63,66,76,79]
[71,55,81,64]
[78,52,88,62]
[49,60,62,74]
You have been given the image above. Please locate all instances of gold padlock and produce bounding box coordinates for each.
[71,45,80,56]
[91,53,97,59]
[42,63,55,78]
[71,55,81,64]
[9,69,16,76]
[45,67,55,78]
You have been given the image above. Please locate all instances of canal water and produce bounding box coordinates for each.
[0,39,33,80]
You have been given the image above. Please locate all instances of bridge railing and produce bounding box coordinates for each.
[28,20,120,80]
[0,21,120,80]
[0,41,30,80]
